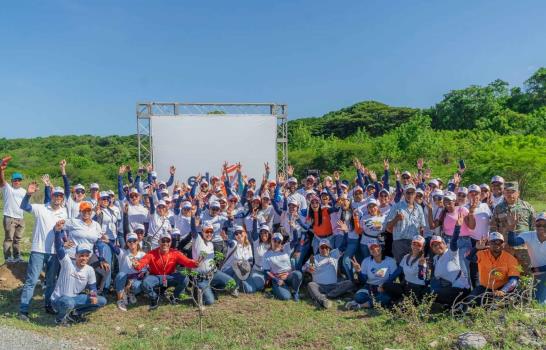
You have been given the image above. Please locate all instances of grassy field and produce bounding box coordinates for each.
[0,201,545,349]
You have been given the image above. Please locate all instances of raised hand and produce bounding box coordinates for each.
[27,181,38,195]
[54,219,65,231]
[395,210,404,221]
[287,165,294,177]
[350,257,361,272]
[277,173,285,185]
[41,174,51,187]
[264,162,270,174]
[333,171,340,181]
[220,230,228,241]
[417,158,424,170]
[476,237,488,250]
[337,220,349,232]
[169,165,176,175]
[59,159,67,175]
[424,168,432,180]
[456,210,465,226]
[369,170,377,182]
[146,163,153,173]
[453,173,461,186]
[383,159,389,170]
[394,168,401,181]
[0,156,11,170]
[118,165,126,175]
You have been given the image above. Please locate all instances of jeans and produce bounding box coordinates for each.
[114,271,143,295]
[342,239,360,280]
[271,271,302,301]
[392,239,412,264]
[307,280,354,303]
[52,294,107,321]
[19,252,60,313]
[535,272,546,304]
[383,281,427,303]
[354,285,390,307]
[295,241,312,271]
[142,273,189,300]
[196,270,235,305]
[224,267,265,293]
[431,286,469,306]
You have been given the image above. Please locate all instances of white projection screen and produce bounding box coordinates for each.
[150,115,277,185]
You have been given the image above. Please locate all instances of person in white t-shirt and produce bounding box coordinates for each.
[59,159,86,219]
[1,158,27,263]
[18,182,68,320]
[304,239,354,308]
[51,221,107,326]
[466,184,492,288]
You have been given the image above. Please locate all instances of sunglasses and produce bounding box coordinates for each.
[127,239,138,243]
[402,176,411,180]
[75,190,85,194]
[53,193,64,197]
[203,229,214,234]
[160,238,171,243]
[229,199,238,202]
[210,207,220,211]
[234,231,243,236]
[319,245,330,249]
[12,179,22,182]
[457,193,467,197]
[129,194,139,198]
[182,207,191,211]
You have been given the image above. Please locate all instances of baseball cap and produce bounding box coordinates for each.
[287,198,299,206]
[11,172,23,181]
[200,179,209,186]
[126,233,138,242]
[319,239,331,248]
[159,232,171,241]
[367,240,381,249]
[163,196,172,202]
[272,232,284,241]
[160,188,169,195]
[202,222,214,231]
[228,194,239,201]
[133,223,145,232]
[428,179,439,187]
[491,176,505,184]
[340,181,349,189]
[430,235,445,246]
[366,184,375,190]
[129,188,139,195]
[536,212,546,222]
[309,194,319,202]
[457,187,468,195]
[251,195,262,202]
[306,175,315,182]
[218,197,227,203]
[366,198,379,207]
[79,201,93,212]
[76,243,93,254]
[261,191,271,199]
[415,188,425,196]
[468,184,481,193]
[287,177,298,184]
[181,201,192,209]
[412,235,425,245]
[259,224,270,232]
[246,187,256,194]
[158,181,166,187]
[443,191,456,201]
[379,188,389,195]
[233,225,244,232]
[353,186,363,193]
[209,201,221,209]
[403,184,416,192]
[52,187,64,195]
[432,189,444,198]
[74,184,85,191]
[401,171,412,178]
[488,232,504,242]
[504,182,519,192]
[99,191,110,198]
[157,200,167,207]
[90,183,99,190]
[480,183,490,191]
[107,190,115,196]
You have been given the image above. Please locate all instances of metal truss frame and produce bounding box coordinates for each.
[136,102,288,176]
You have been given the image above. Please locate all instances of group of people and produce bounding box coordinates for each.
[1,156,545,327]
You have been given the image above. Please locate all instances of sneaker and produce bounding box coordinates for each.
[13,256,24,263]
[45,305,56,315]
[293,292,300,302]
[6,257,15,264]
[18,312,30,322]
[117,300,128,312]
[55,317,71,327]
[230,288,239,298]
[67,310,87,324]
[167,295,182,305]
[128,293,137,305]
[344,301,362,311]
[148,297,159,311]
[322,299,333,309]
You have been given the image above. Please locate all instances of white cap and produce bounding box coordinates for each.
[90,183,99,190]
[432,189,444,198]
[401,171,412,177]
[181,201,192,209]
[129,188,139,194]
[457,187,468,195]
[74,184,85,191]
[209,201,221,209]
[99,191,110,198]
[403,184,416,192]
[491,175,505,184]
[488,232,504,242]
[340,182,348,189]
[535,212,546,222]
[157,200,167,207]
[272,232,284,241]
[259,224,270,232]
[158,181,166,187]
[480,183,490,191]
[468,184,481,193]
[430,235,445,246]
[366,198,379,207]
[428,179,439,187]
[416,188,425,195]
[251,195,262,202]
[200,179,209,186]
[202,222,214,231]
[126,233,138,241]
[52,187,64,195]
[233,225,244,232]
[318,239,331,248]
[158,232,171,241]
[287,177,298,184]
[133,223,145,232]
[163,196,172,202]
[412,235,425,245]
[353,186,363,193]
[107,190,115,196]
[288,198,299,206]
[443,191,456,201]
[218,197,227,203]
[76,243,93,254]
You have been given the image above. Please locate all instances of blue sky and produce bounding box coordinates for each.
[1,0,545,138]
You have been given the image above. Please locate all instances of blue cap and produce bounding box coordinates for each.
[11,172,23,181]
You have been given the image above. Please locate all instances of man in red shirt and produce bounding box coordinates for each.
[134,232,202,310]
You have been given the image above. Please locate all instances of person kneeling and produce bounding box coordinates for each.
[465,232,520,305]
[346,241,397,310]
[133,232,201,311]
[264,232,303,301]
[51,220,107,326]
[304,239,354,308]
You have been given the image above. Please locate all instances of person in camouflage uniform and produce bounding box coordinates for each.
[490,182,536,271]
